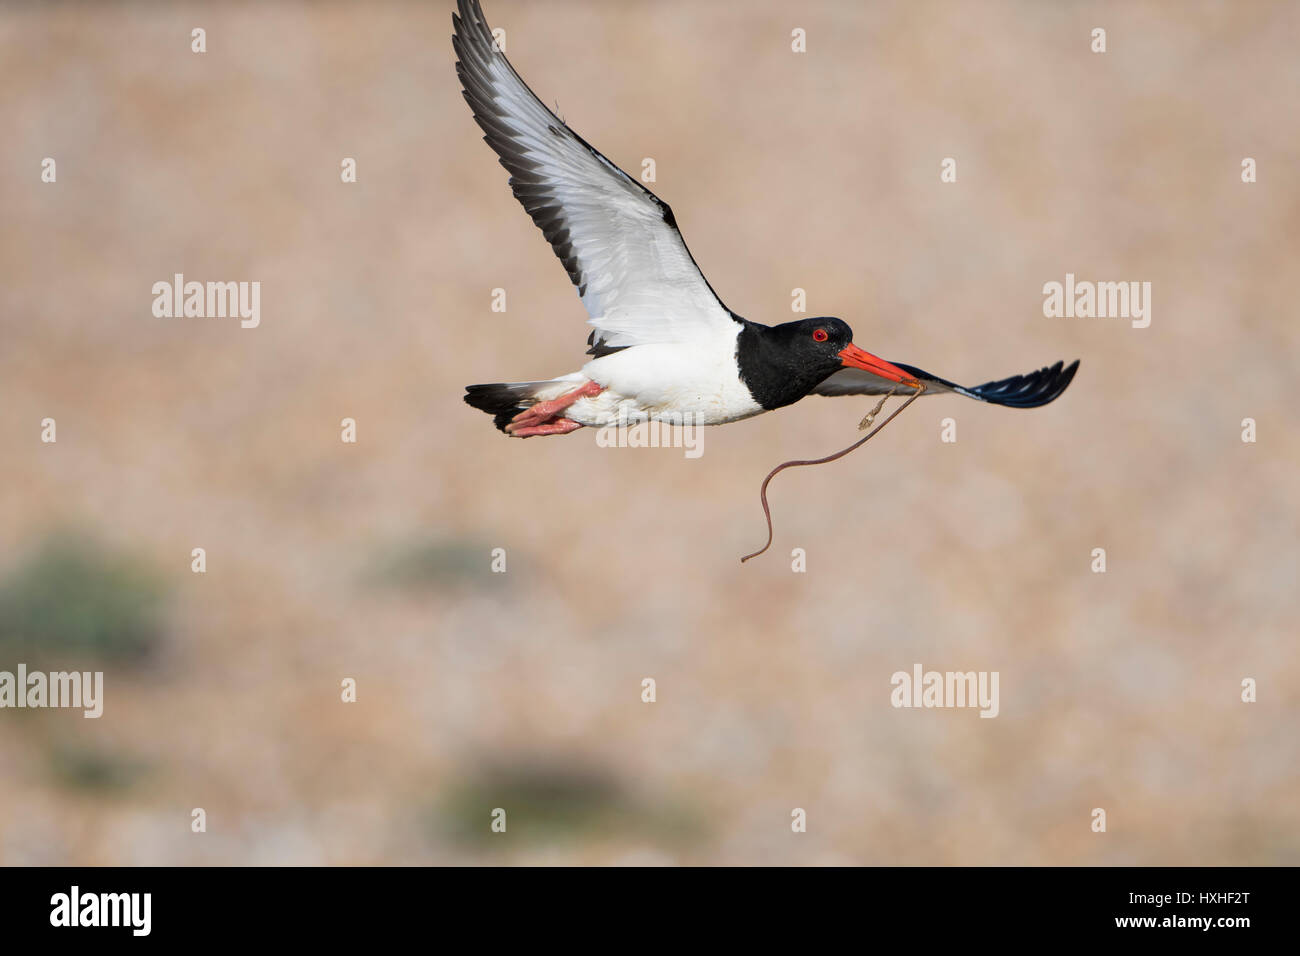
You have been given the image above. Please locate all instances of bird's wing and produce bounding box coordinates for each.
[814,359,1080,409]
[453,0,740,354]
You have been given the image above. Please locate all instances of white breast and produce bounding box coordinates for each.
[568,324,763,427]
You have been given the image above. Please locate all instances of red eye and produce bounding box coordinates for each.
[812,328,828,342]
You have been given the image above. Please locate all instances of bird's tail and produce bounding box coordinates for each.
[464,375,584,432]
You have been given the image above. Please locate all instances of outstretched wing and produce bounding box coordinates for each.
[814,359,1080,409]
[452,0,740,354]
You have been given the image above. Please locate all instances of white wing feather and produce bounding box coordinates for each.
[453,0,739,351]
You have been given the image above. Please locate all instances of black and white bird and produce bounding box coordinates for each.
[455,0,1078,438]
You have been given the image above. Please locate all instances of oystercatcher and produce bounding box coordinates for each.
[455,0,1078,438]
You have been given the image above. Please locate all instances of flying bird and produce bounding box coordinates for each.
[455,0,1077,438]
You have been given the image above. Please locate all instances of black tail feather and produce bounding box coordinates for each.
[465,382,535,432]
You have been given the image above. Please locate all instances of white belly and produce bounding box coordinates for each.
[566,336,764,427]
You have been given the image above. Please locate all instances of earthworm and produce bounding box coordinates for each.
[740,383,927,563]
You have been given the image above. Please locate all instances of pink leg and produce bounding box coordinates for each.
[508,417,584,438]
[505,380,604,435]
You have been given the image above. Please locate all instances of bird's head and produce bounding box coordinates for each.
[776,317,918,384]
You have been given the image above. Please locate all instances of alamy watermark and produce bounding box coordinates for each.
[50,886,150,936]
[1043,272,1150,328]
[891,663,999,718]
[594,408,704,459]
[0,664,103,718]
[152,273,260,328]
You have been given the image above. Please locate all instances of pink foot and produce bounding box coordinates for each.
[505,380,605,435]
[508,417,584,438]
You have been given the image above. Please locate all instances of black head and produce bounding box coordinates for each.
[770,317,856,374]
[736,316,915,411]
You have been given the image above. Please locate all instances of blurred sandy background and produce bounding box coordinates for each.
[1,0,1297,865]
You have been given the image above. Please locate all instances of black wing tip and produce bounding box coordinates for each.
[452,0,495,72]
[968,358,1080,408]
[453,0,485,31]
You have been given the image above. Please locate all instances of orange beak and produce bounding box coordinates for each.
[837,343,919,384]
